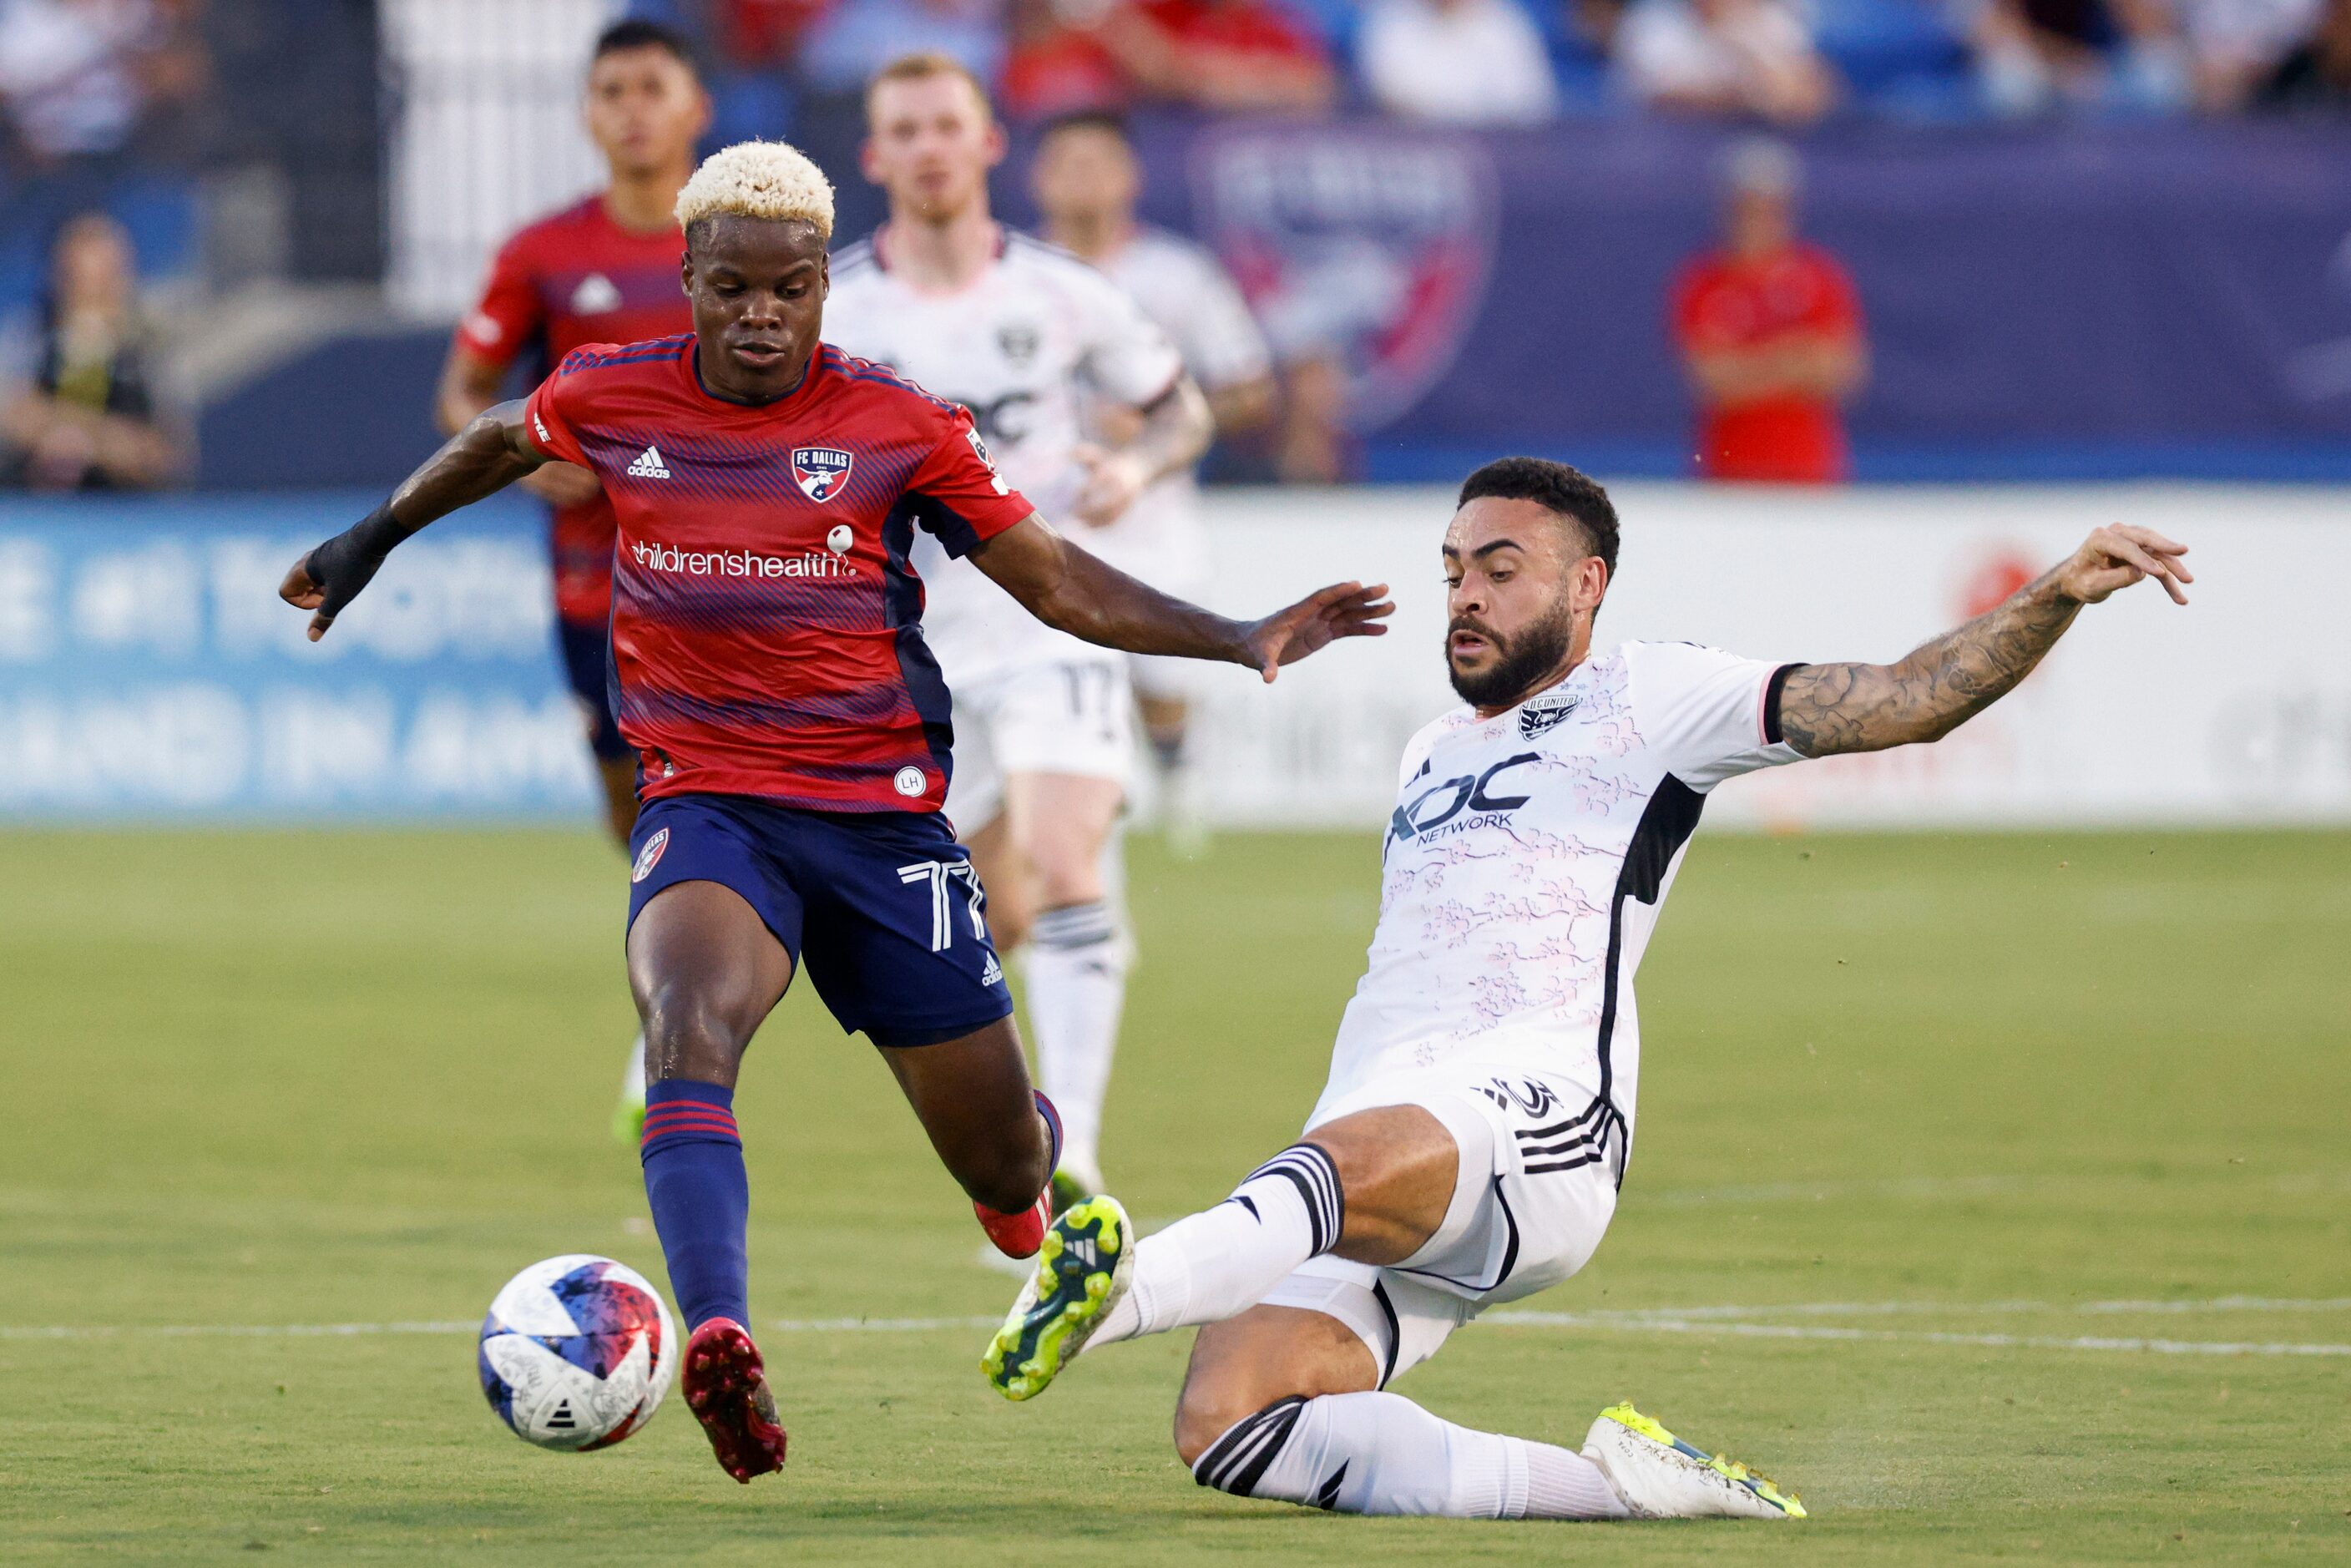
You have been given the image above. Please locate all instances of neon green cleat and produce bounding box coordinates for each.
[1582,1403,1807,1520]
[980,1195,1133,1401]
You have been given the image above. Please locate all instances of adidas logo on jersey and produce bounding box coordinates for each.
[571,272,623,314]
[980,953,1004,988]
[627,446,671,479]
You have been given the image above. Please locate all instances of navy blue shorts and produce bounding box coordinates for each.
[557,617,629,762]
[624,793,1014,1047]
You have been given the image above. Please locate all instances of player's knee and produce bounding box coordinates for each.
[1028,849,1105,909]
[1173,1381,1264,1469]
[638,986,752,1078]
[1014,823,1107,908]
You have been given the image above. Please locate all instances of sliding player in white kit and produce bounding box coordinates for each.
[824,54,1213,1205]
[1030,112,1278,852]
[983,457,2194,1522]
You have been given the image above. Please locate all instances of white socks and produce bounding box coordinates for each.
[1091,1143,1344,1346]
[1193,1391,1630,1520]
[1021,899,1127,1185]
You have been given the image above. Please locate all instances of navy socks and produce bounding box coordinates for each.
[640,1079,751,1333]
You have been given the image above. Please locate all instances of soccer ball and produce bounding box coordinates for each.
[477,1254,676,1451]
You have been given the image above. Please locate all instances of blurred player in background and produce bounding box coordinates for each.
[984,457,2192,1523]
[432,19,709,1143]
[826,55,1215,1206]
[1670,138,1867,483]
[1029,110,1277,853]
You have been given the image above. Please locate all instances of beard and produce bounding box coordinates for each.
[1448,599,1578,710]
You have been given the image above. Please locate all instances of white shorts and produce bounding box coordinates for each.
[945,657,1135,832]
[1257,1065,1620,1387]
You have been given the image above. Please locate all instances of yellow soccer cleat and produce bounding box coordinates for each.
[1581,1402,1807,1520]
[980,1195,1133,1401]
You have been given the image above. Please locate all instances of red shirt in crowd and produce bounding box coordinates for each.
[1133,0,1326,63]
[522,337,1036,814]
[1670,241,1863,483]
[454,195,694,624]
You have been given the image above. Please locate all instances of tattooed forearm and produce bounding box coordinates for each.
[1777,567,2084,757]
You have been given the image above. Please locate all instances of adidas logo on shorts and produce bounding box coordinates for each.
[627,445,671,479]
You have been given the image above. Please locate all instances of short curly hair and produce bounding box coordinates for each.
[1457,457,1619,579]
[675,140,835,245]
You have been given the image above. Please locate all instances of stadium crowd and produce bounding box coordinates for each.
[0,0,2339,490]
[631,0,2351,125]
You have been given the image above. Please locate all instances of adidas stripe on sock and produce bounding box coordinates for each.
[1195,1391,1631,1520]
[1091,1141,1344,1344]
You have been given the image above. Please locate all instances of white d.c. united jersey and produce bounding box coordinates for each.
[823,228,1184,684]
[1084,225,1272,592]
[1313,641,1805,1181]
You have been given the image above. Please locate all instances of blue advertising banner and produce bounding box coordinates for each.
[0,493,597,821]
[1090,116,2351,479]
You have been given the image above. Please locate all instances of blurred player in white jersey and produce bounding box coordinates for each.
[1030,112,1277,852]
[983,457,2193,1522]
[825,54,1213,1203]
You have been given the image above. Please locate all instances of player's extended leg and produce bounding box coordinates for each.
[876,1016,1056,1218]
[1003,770,1127,1200]
[1170,1306,1631,1520]
[627,878,794,1482]
[982,1104,1453,1399]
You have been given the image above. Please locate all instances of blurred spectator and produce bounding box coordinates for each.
[1003,0,1130,119]
[707,0,831,67]
[1668,139,1865,483]
[2177,0,2318,107]
[1616,0,1839,123]
[1094,0,1338,113]
[1358,0,1562,123]
[797,0,1007,94]
[2256,0,2351,104]
[1,210,179,489]
[1958,0,2186,113]
[0,0,205,171]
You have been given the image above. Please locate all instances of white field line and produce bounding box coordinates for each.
[1553,1295,2351,1323]
[9,1297,2348,1355]
[1482,1313,2351,1358]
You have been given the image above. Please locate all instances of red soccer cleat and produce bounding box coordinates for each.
[974,1191,1051,1259]
[680,1318,787,1483]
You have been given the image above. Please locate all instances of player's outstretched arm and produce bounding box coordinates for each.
[278,399,550,641]
[1777,524,2192,757]
[968,514,1393,681]
[1070,374,1213,527]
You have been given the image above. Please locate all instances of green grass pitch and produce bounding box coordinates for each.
[3,826,2348,1564]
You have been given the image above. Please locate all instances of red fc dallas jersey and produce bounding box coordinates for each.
[522,336,1037,814]
[455,195,692,624]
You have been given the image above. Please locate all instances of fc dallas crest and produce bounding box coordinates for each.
[792,446,853,502]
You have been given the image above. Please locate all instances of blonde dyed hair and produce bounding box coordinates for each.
[675,140,835,241]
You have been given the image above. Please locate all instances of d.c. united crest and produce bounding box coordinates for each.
[792,446,854,502]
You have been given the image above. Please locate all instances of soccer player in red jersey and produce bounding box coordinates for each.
[436,19,710,845]
[278,140,1391,1485]
[1670,139,1868,484]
